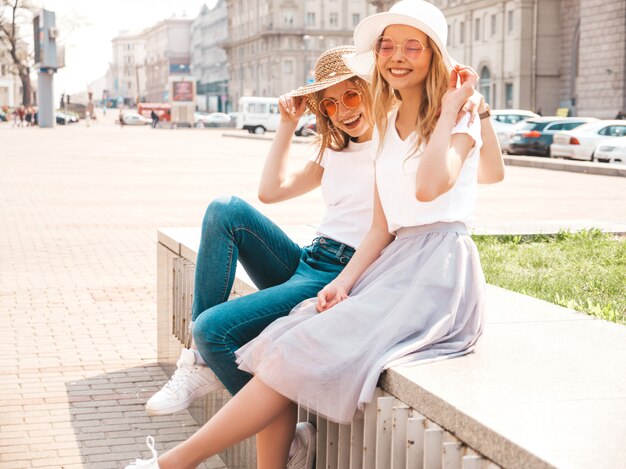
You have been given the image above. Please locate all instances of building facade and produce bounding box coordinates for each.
[109,31,146,107]
[223,0,376,107]
[142,18,193,103]
[191,1,230,112]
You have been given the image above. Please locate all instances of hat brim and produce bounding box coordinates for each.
[344,11,456,82]
[286,72,357,98]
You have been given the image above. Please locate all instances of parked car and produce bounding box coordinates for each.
[0,110,7,122]
[593,136,626,163]
[550,120,626,161]
[195,112,231,127]
[295,114,316,136]
[237,96,280,134]
[508,117,598,157]
[490,109,539,151]
[55,111,76,125]
[122,111,151,125]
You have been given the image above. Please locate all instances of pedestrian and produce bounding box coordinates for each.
[118,107,125,128]
[616,110,625,120]
[24,106,32,126]
[150,109,159,128]
[129,3,500,460]
[86,93,95,127]
[16,104,25,127]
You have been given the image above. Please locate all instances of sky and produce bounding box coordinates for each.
[34,0,216,96]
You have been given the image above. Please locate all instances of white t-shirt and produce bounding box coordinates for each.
[375,110,482,233]
[313,139,375,249]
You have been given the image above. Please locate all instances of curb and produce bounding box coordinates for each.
[503,155,626,177]
[221,131,314,144]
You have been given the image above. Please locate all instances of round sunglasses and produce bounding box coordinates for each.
[319,89,362,117]
[374,36,429,60]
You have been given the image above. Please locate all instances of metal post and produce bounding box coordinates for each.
[37,70,54,128]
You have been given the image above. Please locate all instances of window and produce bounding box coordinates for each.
[475,18,480,41]
[505,83,513,108]
[330,12,339,26]
[353,14,360,27]
[307,12,316,26]
[284,11,294,25]
[283,60,293,75]
[507,10,514,33]
[459,22,465,44]
[599,125,626,136]
[480,66,491,105]
[447,25,451,46]
[491,14,496,36]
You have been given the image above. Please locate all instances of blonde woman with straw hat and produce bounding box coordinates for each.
[127,31,503,467]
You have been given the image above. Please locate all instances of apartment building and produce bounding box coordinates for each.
[223,0,376,106]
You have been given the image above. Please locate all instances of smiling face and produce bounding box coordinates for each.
[376,24,433,92]
[320,79,371,141]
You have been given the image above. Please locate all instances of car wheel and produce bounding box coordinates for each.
[295,128,302,137]
[254,126,265,134]
[590,152,595,163]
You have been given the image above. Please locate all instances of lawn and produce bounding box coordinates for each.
[473,230,626,324]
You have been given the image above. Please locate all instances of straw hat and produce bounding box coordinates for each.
[343,0,455,82]
[287,45,358,103]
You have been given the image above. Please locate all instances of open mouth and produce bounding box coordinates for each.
[341,114,362,130]
[388,68,411,77]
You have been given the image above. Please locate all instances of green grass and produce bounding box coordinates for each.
[472,230,626,324]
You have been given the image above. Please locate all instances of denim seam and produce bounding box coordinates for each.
[232,226,298,275]
[219,241,235,303]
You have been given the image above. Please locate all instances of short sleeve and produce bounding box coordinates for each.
[451,112,482,147]
[308,148,327,168]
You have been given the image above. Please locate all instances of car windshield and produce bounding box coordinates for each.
[572,123,596,132]
[518,121,549,131]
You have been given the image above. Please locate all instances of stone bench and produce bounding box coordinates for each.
[157,226,626,469]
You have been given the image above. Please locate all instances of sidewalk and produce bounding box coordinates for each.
[0,121,624,468]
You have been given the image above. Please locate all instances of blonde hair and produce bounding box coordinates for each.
[308,77,374,164]
[372,38,450,158]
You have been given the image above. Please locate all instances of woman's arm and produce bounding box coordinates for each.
[258,96,323,203]
[316,181,394,312]
[452,65,505,184]
[415,71,476,202]
[477,98,505,184]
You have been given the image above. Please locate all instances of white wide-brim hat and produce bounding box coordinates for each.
[343,0,455,82]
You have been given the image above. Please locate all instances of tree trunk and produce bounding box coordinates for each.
[19,66,31,106]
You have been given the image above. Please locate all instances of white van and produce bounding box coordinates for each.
[237,97,280,134]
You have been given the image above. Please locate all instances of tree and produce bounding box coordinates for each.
[0,0,36,106]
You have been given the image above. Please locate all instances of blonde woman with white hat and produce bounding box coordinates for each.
[127,10,503,464]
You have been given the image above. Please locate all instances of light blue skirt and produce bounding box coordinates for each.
[236,221,486,424]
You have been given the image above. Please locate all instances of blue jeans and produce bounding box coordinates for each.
[192,196,354,395]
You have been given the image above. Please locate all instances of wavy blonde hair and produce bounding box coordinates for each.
[307,77,374,164]
[372,37,450,158]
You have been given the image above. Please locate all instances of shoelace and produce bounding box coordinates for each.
[162,364,196,392]
[132,436,158,466]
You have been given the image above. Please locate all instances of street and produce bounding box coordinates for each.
[0,119,625,467]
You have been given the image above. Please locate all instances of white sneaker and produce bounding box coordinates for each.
[145,348,224,416]
[286,422,316,469]
[125,436,160,468]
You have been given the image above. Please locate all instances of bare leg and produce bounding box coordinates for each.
[256,403,297,469]
[158,377,292,469]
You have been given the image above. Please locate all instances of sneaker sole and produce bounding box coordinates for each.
[145,382,224,416]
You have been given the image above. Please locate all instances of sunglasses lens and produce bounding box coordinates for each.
[404,39,424,58]
[343,90,361,108]
[320,99,337,117]
[375,37,395,57]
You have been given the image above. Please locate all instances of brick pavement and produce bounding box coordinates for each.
[1,119,624,468]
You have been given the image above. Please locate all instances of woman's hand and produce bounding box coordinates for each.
[316,280,350,313]
[451,64,485,124]
[278,94,307,123]
[441,67,475,120]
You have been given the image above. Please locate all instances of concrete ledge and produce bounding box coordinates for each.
[221,130,313,144]
[504,155,626,177]
[158,226,626,469]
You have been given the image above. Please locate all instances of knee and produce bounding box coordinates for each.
[193,312,230,362]
[202,195,249,232]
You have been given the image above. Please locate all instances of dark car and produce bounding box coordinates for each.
[508,117,598,157]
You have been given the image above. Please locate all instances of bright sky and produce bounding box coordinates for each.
[37,0,216,96]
